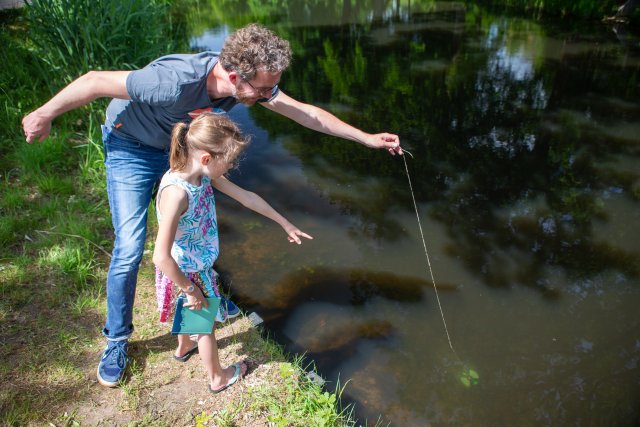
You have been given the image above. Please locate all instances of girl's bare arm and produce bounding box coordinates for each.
[212,176,313,244]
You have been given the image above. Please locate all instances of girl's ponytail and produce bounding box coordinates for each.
[169,113,249,172]
[170,122,190,170]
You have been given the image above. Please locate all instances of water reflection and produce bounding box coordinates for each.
[191,1,640,425]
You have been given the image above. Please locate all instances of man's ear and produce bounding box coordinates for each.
[228,71,240,85]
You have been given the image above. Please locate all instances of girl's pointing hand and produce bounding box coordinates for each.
[286,228,313,245]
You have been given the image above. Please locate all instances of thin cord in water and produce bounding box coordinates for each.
[401,153,459,358]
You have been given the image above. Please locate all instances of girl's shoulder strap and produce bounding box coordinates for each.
[156,171,194,212]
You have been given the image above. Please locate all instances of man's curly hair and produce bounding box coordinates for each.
[219,23,292,80]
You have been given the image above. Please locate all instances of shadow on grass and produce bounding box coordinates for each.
[0,296,106,425]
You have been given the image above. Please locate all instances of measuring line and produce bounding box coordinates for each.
[401,151,458,357]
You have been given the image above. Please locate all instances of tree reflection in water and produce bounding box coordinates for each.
[190,1,640,425]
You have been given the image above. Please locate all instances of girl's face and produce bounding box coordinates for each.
[204,155,235,179]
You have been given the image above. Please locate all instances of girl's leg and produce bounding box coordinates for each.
[175,334,197,358]
[197,332,247,390]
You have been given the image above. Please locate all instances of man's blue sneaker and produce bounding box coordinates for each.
[97,340,128,387]
[224,297,241,319]
[216,296,241,322]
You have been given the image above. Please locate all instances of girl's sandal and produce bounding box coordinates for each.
[173,343,199,362]
[209,362,246,394]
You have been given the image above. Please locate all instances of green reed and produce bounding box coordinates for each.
[0,3,183,423]
[25,0,186,86]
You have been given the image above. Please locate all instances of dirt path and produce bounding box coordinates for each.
[59,314,288,426]
[31,266,296,427]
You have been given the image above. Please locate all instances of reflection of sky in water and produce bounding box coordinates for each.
[493,46,534,81]
[468,22,549,156]
[190,25,230,51]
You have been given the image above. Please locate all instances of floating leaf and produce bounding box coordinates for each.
[459,368,480,387]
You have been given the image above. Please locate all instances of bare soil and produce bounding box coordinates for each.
[56,316,286,426]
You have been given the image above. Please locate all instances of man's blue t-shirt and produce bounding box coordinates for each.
[105,51,278,150]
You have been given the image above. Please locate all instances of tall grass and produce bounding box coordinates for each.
[0,2,188,424]
[25,0,187,86]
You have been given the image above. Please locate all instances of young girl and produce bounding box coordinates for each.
[153,112,312,393]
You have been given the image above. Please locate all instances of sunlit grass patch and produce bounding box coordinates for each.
[46,360,85,385]
[38,243,98,292]
[56,329,98,359]
[69,285,104,315]
[52,411,83,427]
[244,355,356,427]
[211,399,244,427]
[142,349,165,366]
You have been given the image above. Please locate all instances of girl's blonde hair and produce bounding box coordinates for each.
[170,112,249,171]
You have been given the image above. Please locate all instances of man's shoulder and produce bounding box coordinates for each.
[152,51,219,69]
[127,52,219,102]
[155,52,219,87]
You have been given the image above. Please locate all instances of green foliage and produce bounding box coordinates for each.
[38,242,98,291]
[0,11,43,143]
[25,0,187,87]
[78,113,107,188]
[10,133,79,187]
[245,355,357,427]
[0,0,182,425]
[195,411,213,427]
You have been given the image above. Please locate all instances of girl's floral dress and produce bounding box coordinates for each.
[154,171,223,323]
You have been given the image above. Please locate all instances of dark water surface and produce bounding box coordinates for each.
[191,2,640,425]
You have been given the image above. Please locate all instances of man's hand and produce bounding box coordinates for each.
[363,133,403,155]
[22,110,52,144]
[20,70,131,144]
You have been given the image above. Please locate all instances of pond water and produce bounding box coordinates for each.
[191,2,640,425]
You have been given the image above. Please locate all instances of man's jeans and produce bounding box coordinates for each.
[102,126,169,341]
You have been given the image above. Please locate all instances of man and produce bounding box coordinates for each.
[22,23,401,388]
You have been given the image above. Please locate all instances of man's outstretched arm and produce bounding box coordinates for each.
[22,71,131,143]
[262,90,402,155]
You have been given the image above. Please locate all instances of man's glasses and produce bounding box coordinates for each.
[242,78,278,97]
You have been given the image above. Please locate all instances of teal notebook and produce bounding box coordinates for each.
[171,296,221,335]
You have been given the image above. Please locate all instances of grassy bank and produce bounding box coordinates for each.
[0,3,358,426]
